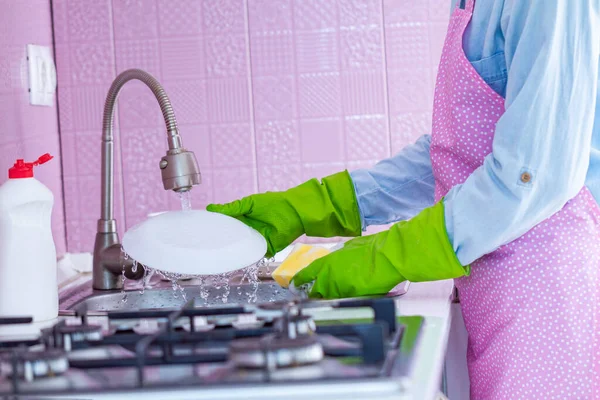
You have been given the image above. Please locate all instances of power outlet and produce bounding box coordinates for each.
[27,44,57,107]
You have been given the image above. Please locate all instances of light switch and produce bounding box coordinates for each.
[27,44,57,107]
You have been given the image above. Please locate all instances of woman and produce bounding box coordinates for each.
[208,0,600,397]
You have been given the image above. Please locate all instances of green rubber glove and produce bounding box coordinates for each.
[292,200,469,299]
[206,171,361,258]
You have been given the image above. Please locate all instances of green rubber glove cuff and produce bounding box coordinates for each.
[394,199,469,282]
[286,171,362,239]
[291,199,468,299]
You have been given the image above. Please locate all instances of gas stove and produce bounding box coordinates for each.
[0,295,423,399]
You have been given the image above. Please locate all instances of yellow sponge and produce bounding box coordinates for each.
[272,244,331,288]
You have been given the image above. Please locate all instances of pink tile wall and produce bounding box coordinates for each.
[52,0,449,253]
[0,0,66,255]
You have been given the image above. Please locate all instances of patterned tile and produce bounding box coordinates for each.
[160,38,205,81]
[391,112,432,153]
[249,32,295,76]
[78,174,102,219]
[258,164,302,192]
[339,0,381,28]
[301,162,345,181]
[212,167,257,203]
[429,0,452,22]
[70,86,111,132]
[66,219,98,253]
[53,44,72,88]
[116,81,165,129]
[293,0,338,31]
[0,45,24,92]
[252,75,296,121]
[74,132,102,177]
[298,73,341,118]
[49,0,450,253]
[206,78,251,123]
[0,94,19,143]
[157,0,203,37]
[66,0,112,43]
[176,124,211,168]
[123,169,172,221]
[387,69,433,114]
[383,0,429,24]
[120,128,165,173]
[206,35,249,77]
[248,0,293,32]
[203,0,246,34]
[210,123,255,168]
[165,80,208,125]
[295,31,339,73]
[300,118,343,163]
[112,0,158,40]
[430,22,449,77]
[345,115,389,161]
[384,23,430,70]
[70,43,115,86]
[59,135,78,177]
[341,71,386,116]
[340,27,384,70]
[51,0,69,44]
[115,39,161,77]
[20,102,62,140]
[255,120,301,165]
[57,88,74,132]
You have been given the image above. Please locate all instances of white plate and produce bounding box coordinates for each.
[122,210,267,276]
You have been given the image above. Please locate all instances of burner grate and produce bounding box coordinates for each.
[0,296,414,395]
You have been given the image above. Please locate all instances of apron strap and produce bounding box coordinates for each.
[465,0,475,12]
[459,0,475,12]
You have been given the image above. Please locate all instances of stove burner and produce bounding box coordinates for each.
[229,306,323,369]
[228,333,324,369]
[43,324,103,351]
[0,349,68,382]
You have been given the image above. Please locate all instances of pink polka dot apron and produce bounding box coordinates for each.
[430,0,600,398]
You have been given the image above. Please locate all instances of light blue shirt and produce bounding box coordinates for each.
[350,0,600,265]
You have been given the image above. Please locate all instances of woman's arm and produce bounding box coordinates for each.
[444,0,600,265]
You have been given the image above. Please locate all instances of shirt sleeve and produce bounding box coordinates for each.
[350,134,435,230]
[444,0,600,265]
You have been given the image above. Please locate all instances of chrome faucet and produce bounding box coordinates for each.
[93,69,201,290]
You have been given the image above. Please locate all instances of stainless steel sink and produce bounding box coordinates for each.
[68,283,293,312]
[59,268,295,313]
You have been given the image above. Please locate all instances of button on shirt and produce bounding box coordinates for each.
[350,0,600,265]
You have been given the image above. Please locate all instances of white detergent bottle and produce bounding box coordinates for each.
[0,153,58,322]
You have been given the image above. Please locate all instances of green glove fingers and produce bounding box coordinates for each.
[207,171,362,258]
[206,198,252,216]
[292,200,469,299]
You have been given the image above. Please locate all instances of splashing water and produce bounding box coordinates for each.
[139,267,155,294]
[238,261,263,303]
[121,248,128,303]
[119,248,274,305]
[178,191,192,211]
[198,277,209,304]
[156,270,188,301]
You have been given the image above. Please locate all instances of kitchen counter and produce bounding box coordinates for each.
[35,250,461,399]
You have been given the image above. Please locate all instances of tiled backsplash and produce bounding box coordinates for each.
[0,0,66,255]
[52,0,449,253]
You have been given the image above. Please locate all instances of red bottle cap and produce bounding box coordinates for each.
[8,153,53,179]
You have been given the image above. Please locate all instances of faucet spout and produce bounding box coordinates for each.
[94,69,201,290]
